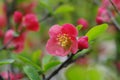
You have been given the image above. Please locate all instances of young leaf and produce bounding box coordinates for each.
[85,24,108,42]
[42,55,61,72]
[17,55,42,71]
[24,66,41,80]
[42,55,52,66]
[54,5,74,15]
[0,59,15,65]
[39,1,53,13]
[44,61,61,72]
[32,50,41,64]
[76,25,83,31]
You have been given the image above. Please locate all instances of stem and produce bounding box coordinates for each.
[109,0,120,15]
[0,37,14,51]
[44,50,90,80]
[39,2,63,22]
[45,54,74,80]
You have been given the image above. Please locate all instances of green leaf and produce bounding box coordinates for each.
[44,61,61,72]
[66,65,102,80]
[85,24,108,42]
[32,50,41,64]
[42,55,52,66]
[17,55,42,72]
[39,1,53,13]
[76,25,83,31]
[42,55,60,72]
[54,5,74,15]
[0,59,15,65]
[24,66,41,80]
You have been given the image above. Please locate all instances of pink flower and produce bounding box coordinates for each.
[77,18,89,30]
[96,7,110,24]
[46,24,78,56]
[78,36,89,50]
[13,11,23,24]
[0,72,23,80]
[22,14,39,31]
[4,29,25,53]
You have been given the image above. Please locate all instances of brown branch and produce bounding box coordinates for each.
[109,0,120,15]
[44,50,90,80]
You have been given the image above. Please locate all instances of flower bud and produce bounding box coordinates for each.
[77,18,88,30]
[13,11,23,24]
[78,36,89,50]
[22,14,39,31]
[96,17,104,24]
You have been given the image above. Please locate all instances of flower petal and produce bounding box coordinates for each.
[46,38,70,56]
[49,25,62,38]
[71,37,78,54]
[61,23,78,37]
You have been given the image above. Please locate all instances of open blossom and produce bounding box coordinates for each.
[22,14,39,31]
[0,72,23,80]
[78,36,89,50]
[13,11,23,23]
[77,18,89,30]
[46,24,78,56]
[4,29,25,53]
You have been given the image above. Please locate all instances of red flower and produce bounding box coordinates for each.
[22,14,39,31]
[13,11,23,24]
[78,36,89,50]
[46,24,78,56]
[4,29,25,53]
[77,18,89,30]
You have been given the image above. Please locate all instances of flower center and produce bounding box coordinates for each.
[57,34,72,49]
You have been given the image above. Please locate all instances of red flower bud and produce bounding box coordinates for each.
[22,14,39,31]
[77,18,88,30]
[13,11,23,24]
[96,17,104,24]
[78,36,89,50]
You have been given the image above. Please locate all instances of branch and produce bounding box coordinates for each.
[0,37,14,51]
[93,0,120,31]
[109,0,120,15]
[39,2,63,22]
[44,50,90,80]
[4,0,17,30]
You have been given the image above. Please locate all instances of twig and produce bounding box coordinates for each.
[44,54,74,80]
[44,50,90,80]
[42,74,46,80]
[94,0,120,31]
[4,0,17,30]
[109,0,120,15]
[39,2,63,22]
[0,37,14,51]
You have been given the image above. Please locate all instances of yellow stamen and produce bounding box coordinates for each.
[57,34,72,49]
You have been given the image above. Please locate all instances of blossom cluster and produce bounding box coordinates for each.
[96,0,120,24]
[1,11,39,53]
